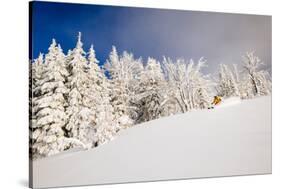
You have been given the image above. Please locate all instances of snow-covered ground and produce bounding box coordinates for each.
[216,97,241,108]
[31,96,271,188]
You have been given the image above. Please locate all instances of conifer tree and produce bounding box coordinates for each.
[85,45,117,145]
[31,39,81,158]
[135,57,167,122]
[217,64,240,98]
[66,32,94,148]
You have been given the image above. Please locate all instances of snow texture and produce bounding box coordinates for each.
[32,96,271,188]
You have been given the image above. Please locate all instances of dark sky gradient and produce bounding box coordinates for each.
[31,1,271,74]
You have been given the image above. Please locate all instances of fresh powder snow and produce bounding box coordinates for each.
[32,96,271,188]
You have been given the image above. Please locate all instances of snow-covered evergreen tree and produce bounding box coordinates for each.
[65,32,95,149]
[32,53,44,85]
[242,52,271,97]
[31,39,83,158]
[94,99,117,145]
[84,45,117,146]
[30,53,44,157]
[217,64,240,98]
[135,57,168,122]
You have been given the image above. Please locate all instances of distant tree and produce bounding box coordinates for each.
[135,57,168,122]
[104,46,142,127]
[163,57,212,113]
[85,45,117,146]
[217,64,240,98]
[242,52,271,97]
[189,59,213,109]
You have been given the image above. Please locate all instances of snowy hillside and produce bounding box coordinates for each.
[32,96,271,188]
[31,34,271,159]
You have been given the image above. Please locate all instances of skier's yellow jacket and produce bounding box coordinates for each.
[212,96,222,106]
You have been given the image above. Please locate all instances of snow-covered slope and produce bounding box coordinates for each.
[216,97,241,108]
[32,96,271,188]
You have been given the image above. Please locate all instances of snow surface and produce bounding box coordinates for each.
[216,97,241,108]
[32,96,271,188]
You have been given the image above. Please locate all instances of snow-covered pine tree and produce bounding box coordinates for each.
[31,39,82,158]
[217,64,240,98]
[84,45,117,146]
[242,52,271,97]
[93,98,117,145]
[135,57,167,122]
[30,53,44,157]
[65,32,95,149]
[31,53,45,101]
[32,53,44,85]
[66,49,73,64]
[104,46,142,127]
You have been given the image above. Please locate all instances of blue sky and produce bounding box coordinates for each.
[31,1,271,74]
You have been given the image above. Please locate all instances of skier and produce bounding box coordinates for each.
[208,95,222,109]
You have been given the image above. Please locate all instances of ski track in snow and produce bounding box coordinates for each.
[32,96,272,189]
